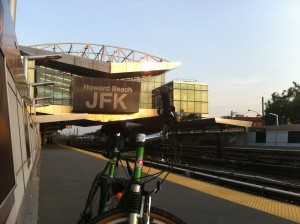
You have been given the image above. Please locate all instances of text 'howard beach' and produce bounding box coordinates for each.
[83,84,133,93]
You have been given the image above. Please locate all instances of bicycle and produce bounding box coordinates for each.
[78,87,186,224]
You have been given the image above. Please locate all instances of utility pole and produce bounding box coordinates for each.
[262,97,265,117]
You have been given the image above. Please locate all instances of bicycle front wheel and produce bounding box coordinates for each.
[78,174,109,223]
[89,207,186,224]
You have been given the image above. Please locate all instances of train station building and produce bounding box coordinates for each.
[18,43,209,136]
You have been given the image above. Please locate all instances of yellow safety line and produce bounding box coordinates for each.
[63,145,300,223]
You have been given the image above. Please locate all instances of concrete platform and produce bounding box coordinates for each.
[24,144,299,224]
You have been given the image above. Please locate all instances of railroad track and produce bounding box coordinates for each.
[62,141,300,205]
[146,143,300,177]
[143,159,300,205]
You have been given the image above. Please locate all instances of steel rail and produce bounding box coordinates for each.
[144,160,300,204]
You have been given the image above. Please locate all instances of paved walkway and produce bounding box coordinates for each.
[26,144,299,224]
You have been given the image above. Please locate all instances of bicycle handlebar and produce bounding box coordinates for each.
[159,86,177,141]
[140,87,177,143]
[160,86,171,114]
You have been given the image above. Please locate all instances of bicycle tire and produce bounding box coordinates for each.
[88,207,186,224]
[78,175,105,223]
[87,184,102,218]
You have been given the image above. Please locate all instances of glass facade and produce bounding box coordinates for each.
[29,64,165,112]
[36,66,72,105]
[152,80,209,118]
[126,74,165,109]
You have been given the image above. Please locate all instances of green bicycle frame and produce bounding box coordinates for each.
[133,145,145,181]
[98,146,119,212]
[91,133,156,217]
[108,146,119,177]
[117,134,146,212]
[80,130,164,224]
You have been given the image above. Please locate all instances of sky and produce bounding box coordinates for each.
[15,0,300,121]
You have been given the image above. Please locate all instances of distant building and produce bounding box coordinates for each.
[152,79,209,119]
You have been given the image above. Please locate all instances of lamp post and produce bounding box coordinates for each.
[32,97,53,115]
[269,113,279,125]
[23,54,62,81]
[22,54,61,113]
[28,82,55,115]
[22,82,55,114]
[29,81,56,99]
[248,109,261,117]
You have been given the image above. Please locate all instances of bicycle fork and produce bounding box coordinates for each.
[127,134,145,224]
[128,184,142,224]
[128,133,159,224]
[128,182,161,224]
[127,184,152,224]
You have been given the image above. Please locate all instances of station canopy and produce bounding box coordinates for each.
[19,43,181,79]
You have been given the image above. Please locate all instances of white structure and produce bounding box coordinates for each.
[247,124,300,148]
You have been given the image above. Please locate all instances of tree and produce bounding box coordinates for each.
[264,82,300,125]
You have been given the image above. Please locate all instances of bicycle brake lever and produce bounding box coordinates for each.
[157,181,161,191]
[147,181,161,197]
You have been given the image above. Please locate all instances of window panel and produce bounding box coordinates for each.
[187,102,194,112]
[195,91,201,101]
[201,85,208,90]
[174,83,180,89]
[62,99,71,106]
[195,102,201,113]
[187,84,194,90]
[181,101,187,112]
[180,89,188,101]
[181,83,187,89]
[174,89,180,100]
[28,60,35,68]
[195,84,201,90]
[154,82,161,88]
[201,91,208,101]
[174,101,180,112]
[141,81,147,91]
[147,82,154,91]
[187,90,195,101]
[154,75,161,82]
[53,99,62,105]
[44,86,54,96]
[53,86,62,98]
[140,93,148,103]
[140,103,148,108]
[147,94,152,104]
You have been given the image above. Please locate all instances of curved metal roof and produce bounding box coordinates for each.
[29,42,169,63]
[20,43,181,79]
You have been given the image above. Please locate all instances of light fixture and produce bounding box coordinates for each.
[30,82,56,87]
[269,113,279,125]
[23,54,62,81]
[247,109,261,117]
[32,97,53,115]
